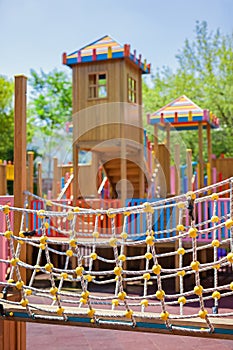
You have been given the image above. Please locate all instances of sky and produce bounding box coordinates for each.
[1,0,233,81]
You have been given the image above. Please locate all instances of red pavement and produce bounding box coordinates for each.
[25,293,233,349]
[26,322,233,350]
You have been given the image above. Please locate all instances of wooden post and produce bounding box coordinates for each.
[153,124,158,158]
[157,144,170,196]
[174,145,180,291]
[73,144,79,205]
[120,140,127,206]
[0,293,26,350]
[37,162,43,197]
[26,151,34,281]
[198,123,204,188]
[27,151,34,195]
[14,75,27,270]
[14,75,27,232]
[139,148,145,199]
[52,157,58,199]
[5,74,27,350]
[186,149,193,192]
[174,144,180,195]
[165,123,170,154]
[207,123,212,185]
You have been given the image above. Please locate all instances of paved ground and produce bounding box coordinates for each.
[26,322,233,350]
[26,294,233,350]
[26,282,233,349]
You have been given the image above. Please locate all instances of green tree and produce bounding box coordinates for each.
[29,69,72,134]
[28,69,72,178]
[0,75,14,161]
[143,21,233,158]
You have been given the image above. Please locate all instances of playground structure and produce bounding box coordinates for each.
[0,178,233,342]
[0,35,233,348]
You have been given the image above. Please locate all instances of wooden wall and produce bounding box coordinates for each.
[213,157,233,180]
[72,58,143,147]
[71,57,145,202]
[0,292,26,350]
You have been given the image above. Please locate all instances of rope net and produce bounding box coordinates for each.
[0,178,233,336]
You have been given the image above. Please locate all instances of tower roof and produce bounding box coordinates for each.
[147,95,219,130]
[63,35,150,74]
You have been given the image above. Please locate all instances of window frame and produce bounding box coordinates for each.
[88,72,108,100]
[127,75,137,104]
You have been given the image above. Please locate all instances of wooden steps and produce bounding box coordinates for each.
[102,158,148,198]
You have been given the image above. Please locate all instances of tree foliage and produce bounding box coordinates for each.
[143,21,233,158]
[0,75,14,160]
[28,69,72,177]
[29,69,72,135]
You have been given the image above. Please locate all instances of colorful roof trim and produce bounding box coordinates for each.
[147,95,219,130]
[63,35,150,74]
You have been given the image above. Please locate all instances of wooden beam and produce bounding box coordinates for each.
[26,151,34,282]
[198,123,204,189]
[165,123,170,153]
[1,302,233,339]
[14,75,27,234]
[174,144,180,195]
[37,162,42,197]
[153,124,158,158]
[120,140,127,206]
[27,151,34,195]
[73,144,79,204]
[14,75,27,275]
[158,144,170,196]
[207,123,212,185]
[12,74,27,350]
[186,149,193,192]
[139,149,145,198]
[174,143,181,292]
[52,157,58,199]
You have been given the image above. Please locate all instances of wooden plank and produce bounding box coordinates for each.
[107,168,140,176]
[1,302,233,339]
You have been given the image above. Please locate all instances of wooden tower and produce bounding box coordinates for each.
[63,35,151,204]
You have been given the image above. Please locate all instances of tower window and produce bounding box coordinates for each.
[88,73,107,99]
[128,76,137,103]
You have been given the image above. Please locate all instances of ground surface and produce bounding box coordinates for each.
[26,322,233,350]
[25,293,233,350]
[26,274,233,349]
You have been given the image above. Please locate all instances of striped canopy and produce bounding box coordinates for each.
[147,95,219,130]
[63,35,150,74]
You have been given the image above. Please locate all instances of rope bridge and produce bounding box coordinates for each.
[0,178,233,338]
